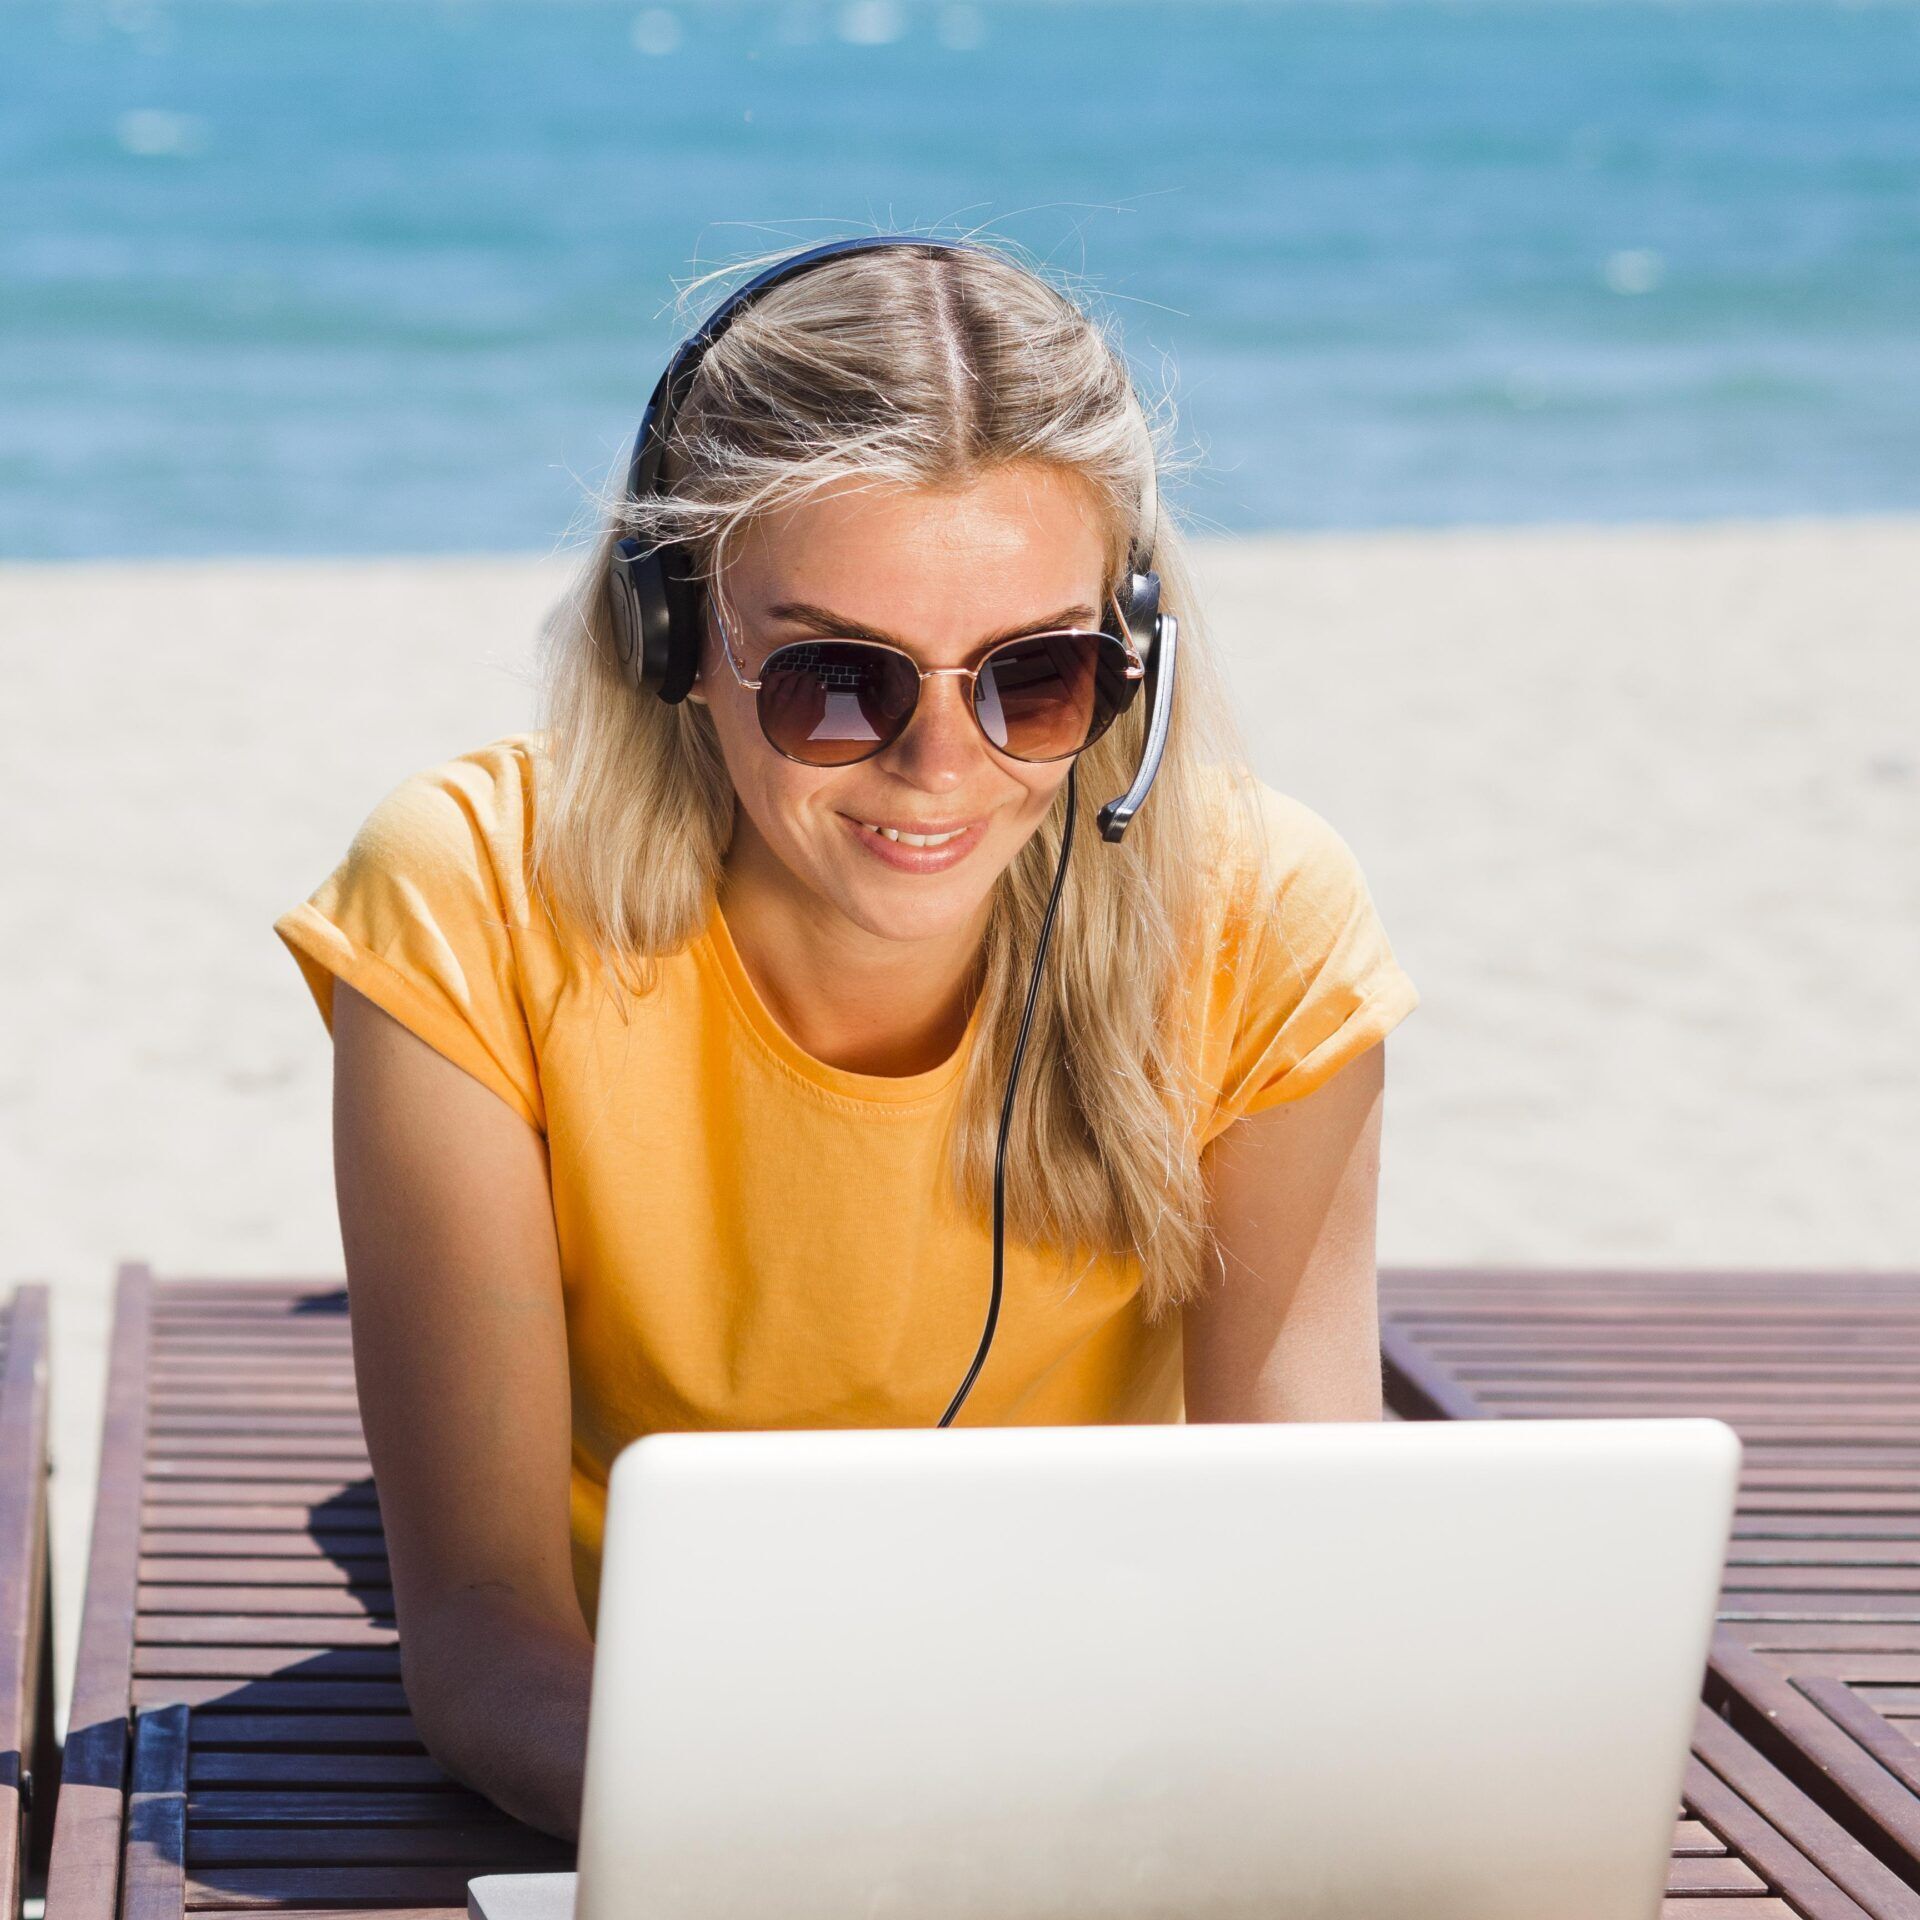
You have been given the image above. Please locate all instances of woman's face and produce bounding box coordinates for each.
[692,462,1113,951]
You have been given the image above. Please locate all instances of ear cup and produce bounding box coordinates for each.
[1104,568,1162,701]
[655,542,704,704]
[1120,569,1161,662]
[607,538,652,691]
[608,539,703,703]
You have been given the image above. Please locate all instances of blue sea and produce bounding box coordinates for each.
[4,0,1919,558]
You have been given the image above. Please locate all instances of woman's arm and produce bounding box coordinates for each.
[331,981,592,1839]
[1184,1042,1388,1423]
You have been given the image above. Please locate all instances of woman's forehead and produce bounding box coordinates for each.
[740,465,1112,569]
[756,594,1106,652]
[726,469,1115,640]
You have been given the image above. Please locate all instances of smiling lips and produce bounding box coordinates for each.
[840,812,986,871]
[851,817,970,847]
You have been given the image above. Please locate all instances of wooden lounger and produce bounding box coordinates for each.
[0,1285,55,1920]
[44,1264,1906,1920]
[43,1266,572,1920]
[1382,1264,1920,1919]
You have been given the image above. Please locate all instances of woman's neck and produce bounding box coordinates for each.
[716,859,986,1079]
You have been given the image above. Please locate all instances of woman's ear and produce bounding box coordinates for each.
[685,591,714,705]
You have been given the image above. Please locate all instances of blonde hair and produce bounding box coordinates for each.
[531,235,1271,1319]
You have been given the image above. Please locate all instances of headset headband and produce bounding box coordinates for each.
[624,234,1159,575]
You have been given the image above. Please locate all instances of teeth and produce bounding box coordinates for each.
[859,820,965,848]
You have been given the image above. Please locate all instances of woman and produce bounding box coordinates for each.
[274,236,1418,1842]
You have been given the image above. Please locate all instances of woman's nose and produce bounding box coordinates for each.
[884,671,988,786]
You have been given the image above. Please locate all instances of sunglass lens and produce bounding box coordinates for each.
[976,633,1134,761]
[759,642,919,766]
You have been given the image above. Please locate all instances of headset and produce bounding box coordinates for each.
[606,234,1178,1425]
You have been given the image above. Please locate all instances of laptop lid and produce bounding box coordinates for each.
[577,1418,1739,1920]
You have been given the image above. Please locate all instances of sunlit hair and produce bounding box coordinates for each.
[530,234,1274,1319]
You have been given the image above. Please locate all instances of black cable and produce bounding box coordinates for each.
[938,762,1079,1428]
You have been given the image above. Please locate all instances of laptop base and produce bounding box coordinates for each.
[468,1871,578,1920]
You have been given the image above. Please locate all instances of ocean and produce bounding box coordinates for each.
[4,0,1918,558]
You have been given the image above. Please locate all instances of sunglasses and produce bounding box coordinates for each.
[709,600,1147,768]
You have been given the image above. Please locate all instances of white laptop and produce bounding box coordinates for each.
[472,1417,1739,1920]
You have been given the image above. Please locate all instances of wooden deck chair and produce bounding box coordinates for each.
[1382,1263,1920,1918]
[39,1261,1906,1919]
[0,1284,55,1920]
[42,1265,571,1920]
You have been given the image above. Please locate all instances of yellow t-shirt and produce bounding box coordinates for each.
[274,733,1418,1624]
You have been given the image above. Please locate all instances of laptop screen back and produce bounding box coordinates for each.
[578,1419,1738,1920]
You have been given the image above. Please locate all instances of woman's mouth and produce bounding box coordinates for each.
[839,812,987,873]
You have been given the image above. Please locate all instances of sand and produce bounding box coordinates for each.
[4,515,1916,1723]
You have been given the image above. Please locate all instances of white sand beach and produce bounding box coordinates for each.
[5,515,1917,1720]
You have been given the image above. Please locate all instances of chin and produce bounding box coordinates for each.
[840,873,991,946]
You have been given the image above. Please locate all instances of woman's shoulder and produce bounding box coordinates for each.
[273,733,560,1132]
[1195,764,1380,937]
[1188,765,1418,1131]
[347,731,552,926]
[358,730,548,839]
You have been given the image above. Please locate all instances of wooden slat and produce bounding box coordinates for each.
[136,1619,398,1647]
[140,1528,389,1559]
[186,1826,566,1868]
[1734,1538,1920,1564]
[133,1680,410,1712]
[1797,1679,1920,1797]
[137,1586,393,1615]
[1736,1524,1920,1542]
[46,1262,154,1920]
[185,1790,505,1827]
[145,1461,378,1486]
[1381,1267,1920,1292]
[133,1648,402,1680]
[151,1300,347,1317]
[0,1286,53,1911]
[187,1714,422,1751]
[1736,1624,1920,1653]
[1459,1362,1920,1381]
[150,1401,354,1418]
[186,1754,455,1791]
[147,1441,372,1463]
[148,1335,352,1351]
[139,1559,389,1589]
[1663,1852,1768,1892]
[1660,1905,1798,1918]
[183,1910,461,1919]
[122,1707,189,1920]
[142,1486,382,1511]
[182,1863,532,1907]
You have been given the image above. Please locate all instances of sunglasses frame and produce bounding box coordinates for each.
[708,594,1148,768]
